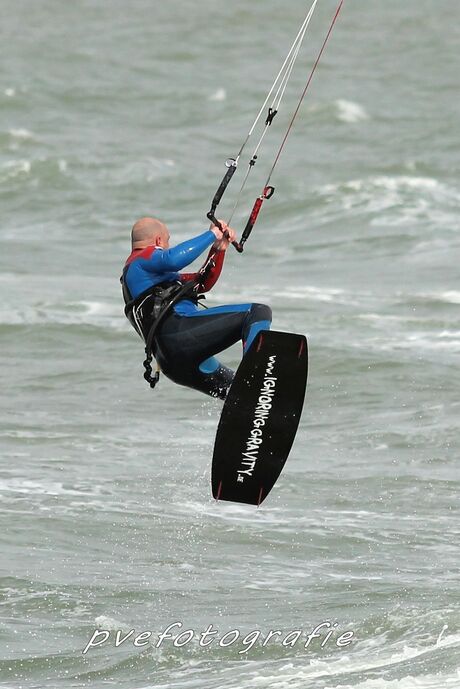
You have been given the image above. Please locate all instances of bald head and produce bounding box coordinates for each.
[131,217,170,249]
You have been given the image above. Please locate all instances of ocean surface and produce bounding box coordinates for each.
[1,0,459,687]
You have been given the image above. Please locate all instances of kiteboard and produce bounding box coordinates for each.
[211,330,308,506]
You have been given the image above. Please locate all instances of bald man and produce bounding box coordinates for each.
[121,217,272,399]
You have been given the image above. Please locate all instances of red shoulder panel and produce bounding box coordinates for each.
[125,245,156,266]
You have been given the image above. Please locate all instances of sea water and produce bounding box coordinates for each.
[0,1,459,687]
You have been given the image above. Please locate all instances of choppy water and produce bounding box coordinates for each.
[1,1,459,687]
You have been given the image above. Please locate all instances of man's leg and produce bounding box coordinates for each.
[155,303,272,398]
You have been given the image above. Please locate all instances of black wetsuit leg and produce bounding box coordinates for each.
[154,303,272,399]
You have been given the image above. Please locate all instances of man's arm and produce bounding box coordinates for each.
[181,248,226,292]
[181,225,237,291]
[143,230,216,273]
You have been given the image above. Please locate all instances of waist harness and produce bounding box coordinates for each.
[121,270,202,389]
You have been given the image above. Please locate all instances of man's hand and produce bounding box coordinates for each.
[210,220,237,250]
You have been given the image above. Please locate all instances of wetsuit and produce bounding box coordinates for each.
[122,229,272,399]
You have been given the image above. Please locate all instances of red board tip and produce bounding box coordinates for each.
[257,486,264,506]
[298,339,305,358]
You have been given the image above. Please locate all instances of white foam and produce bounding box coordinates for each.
[359,314,416,325]
[319,674,460,688]
[373,176,440,192]
[321,176,442,199]
[174,499,286,527]
[94,615,126,631]
[433,291,460,304]
[0,477,106,497]
[357,332,460,355]
[77,300,115,316]
[399,330,460,352]
[281,285,344,302]
[391,289,460,306]
[226,628,460,689]
[0,299,125,330]
[336,99,369,123]
[4,88,15,97]
[9,128,34,140]
[0,159,31,181]
[279,285,363,307]
[209,88,226,101]
[317,176,460,227]
[212,284,358,306]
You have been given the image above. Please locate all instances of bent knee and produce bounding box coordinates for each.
[250,303,272,323]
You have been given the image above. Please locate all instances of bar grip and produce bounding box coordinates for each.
[207,212,241,252]
[209,159,237,213]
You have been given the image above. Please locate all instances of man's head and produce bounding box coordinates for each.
[131,217,170,250]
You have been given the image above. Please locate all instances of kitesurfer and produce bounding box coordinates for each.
[121,217,272,399]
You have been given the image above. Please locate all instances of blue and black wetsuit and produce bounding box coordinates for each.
[122,229,272,399]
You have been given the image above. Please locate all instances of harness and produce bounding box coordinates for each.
[121,266,202,389]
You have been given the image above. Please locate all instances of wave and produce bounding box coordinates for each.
[210,284,362,307]
[0,158,31,181]
[316,175,460,230]
[0,299,125,330]
[354,332,460,356]
[305,98,369,125]
[0,156,69,184]
[335,99,369,123]
[417,290,460,305]
[0,477,110,498]
[107,157,176,185]
[208,88,227,102]
[8,127,35,140]
[70,619,460,689]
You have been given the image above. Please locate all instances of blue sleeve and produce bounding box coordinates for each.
[142,230,215,273]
